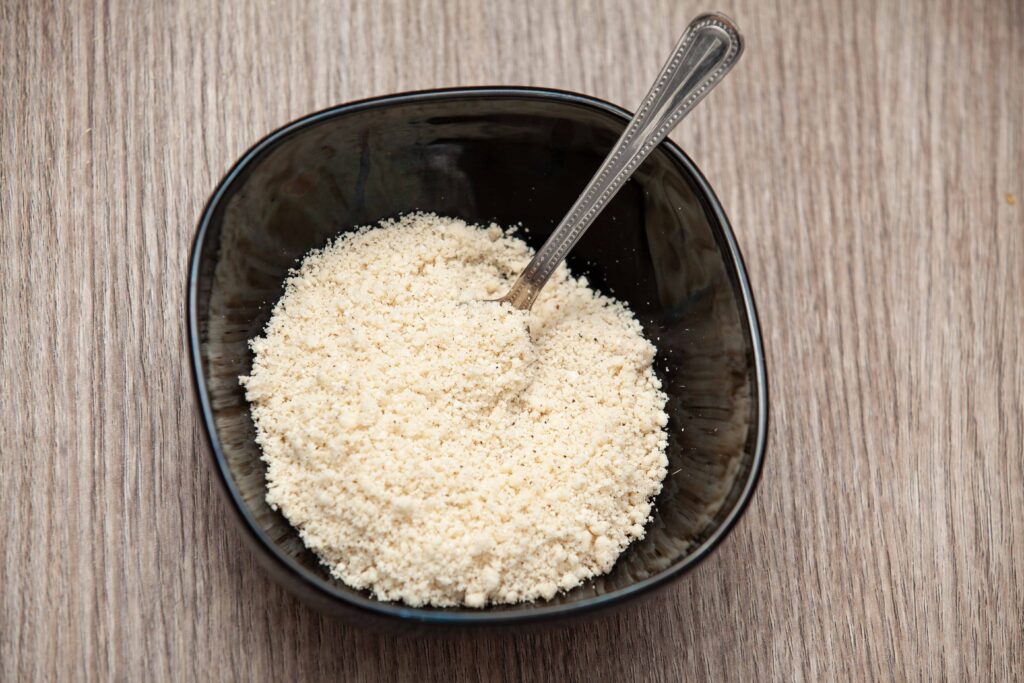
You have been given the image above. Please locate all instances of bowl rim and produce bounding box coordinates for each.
[187,85,768,625]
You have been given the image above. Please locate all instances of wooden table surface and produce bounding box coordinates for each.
[3,0,1022,680]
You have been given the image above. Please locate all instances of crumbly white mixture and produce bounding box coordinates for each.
[241,213,668,607]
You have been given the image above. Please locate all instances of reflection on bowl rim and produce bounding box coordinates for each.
[187,86,768,625]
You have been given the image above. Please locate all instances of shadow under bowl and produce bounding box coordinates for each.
[187,86,767,629]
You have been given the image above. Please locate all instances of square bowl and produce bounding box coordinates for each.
[188,87,767,628]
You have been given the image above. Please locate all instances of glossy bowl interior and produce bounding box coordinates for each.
[188,87,766,627]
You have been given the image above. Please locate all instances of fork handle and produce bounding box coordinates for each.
[501,12,744,310]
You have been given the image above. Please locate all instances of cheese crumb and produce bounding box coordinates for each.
[241,213,669,607]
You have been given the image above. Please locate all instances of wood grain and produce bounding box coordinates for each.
[2,0,1022,679]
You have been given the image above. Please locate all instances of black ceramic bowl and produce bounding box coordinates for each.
[188,87,767,628]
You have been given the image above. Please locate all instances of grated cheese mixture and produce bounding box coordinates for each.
[241,213,668,607]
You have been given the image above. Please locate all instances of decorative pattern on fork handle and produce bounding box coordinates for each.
[500,13,743,310]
